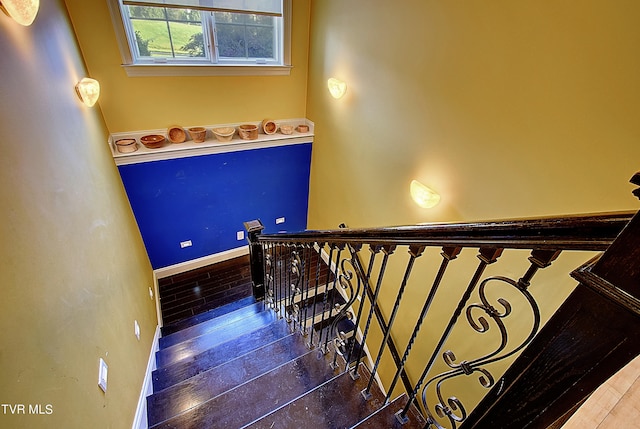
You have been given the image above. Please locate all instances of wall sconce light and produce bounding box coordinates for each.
[75,78,100,107]
[0,0,39,26]
[410,180,441,208]
[328,78,347,99]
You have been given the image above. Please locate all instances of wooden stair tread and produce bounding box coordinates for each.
[147,332,312,427]
[244,364,385,429]
[159,300,265,349]
[150,349,338,429]
[153,318,292,391]
[161,296,256,336]
[155,309,278,368]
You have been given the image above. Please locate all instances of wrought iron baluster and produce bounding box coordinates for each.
[352,244,396,381]
[386,247,462,403]
[342,243,367,368]
[308,245,334,348]
[418,249,561,429]
[287,247,303,325]
[320,245,344,353]
[363,244,426,399]
[398,247,503,422]
[264,243,275,312]
[330,247,364,369]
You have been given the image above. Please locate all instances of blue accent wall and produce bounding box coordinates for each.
[118,143,312,269]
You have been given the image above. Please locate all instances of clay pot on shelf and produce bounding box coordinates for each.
[167,126,186,143]
[188,127,207,143]
[296,124,309,133]
[279,125,294,135]
[140,134,165,149]
[115,138,138,153]
[212,127,235,142]
[261,119,278,135]
[238,124,259,140]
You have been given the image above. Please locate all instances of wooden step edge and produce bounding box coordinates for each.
[147,332,313,427]
[152,319,293,392]
[155,310,280,369]
[159,301,266,349]
[161,295,257,336]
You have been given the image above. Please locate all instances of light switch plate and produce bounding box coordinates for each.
[98,358,108,392]
[134,320,140,340]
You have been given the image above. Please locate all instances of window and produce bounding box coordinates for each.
[107,0,291,76]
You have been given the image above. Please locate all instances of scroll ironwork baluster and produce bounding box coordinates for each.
[330,251,362,369]
[398,247,503,422]
[340,243,365,369]
[418,249,561,429]
[320,245,343,353]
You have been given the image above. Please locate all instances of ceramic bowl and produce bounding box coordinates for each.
[141,134,165,149]
[280,125,294,135]
[188,127,207,143]
[168,126,186,143]
[238,124,259,140]
[115,138,138,153]
[212,127,235,142]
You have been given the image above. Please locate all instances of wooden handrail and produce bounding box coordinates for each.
[245,174,640,429]
[255,211,634,251]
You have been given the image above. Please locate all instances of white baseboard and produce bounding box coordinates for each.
[153,246,249,279]
[132,325,161,429]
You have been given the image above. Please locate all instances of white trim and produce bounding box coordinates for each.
[132,325,161,429]
[110,118,314,166]
[122,64,292,77]
[153,246,249,279]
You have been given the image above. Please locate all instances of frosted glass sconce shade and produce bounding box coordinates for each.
[0,0,39,26]
[328,78,347,99]
[75,78,100,107]
[410,180,441,208]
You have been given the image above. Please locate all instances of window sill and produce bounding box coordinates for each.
[110,118,313,165]
[122,63,293,77]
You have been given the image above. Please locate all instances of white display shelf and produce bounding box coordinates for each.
[110,118,314,166]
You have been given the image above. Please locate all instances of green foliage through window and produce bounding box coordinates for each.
[118,1,284,66]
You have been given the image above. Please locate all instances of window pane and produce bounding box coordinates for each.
[214,12,275,60]
[127,5,206,58]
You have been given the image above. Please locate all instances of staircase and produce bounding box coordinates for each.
[145,173,640,429]
[147,267,427,428]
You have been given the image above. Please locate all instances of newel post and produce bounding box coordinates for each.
[461,173,640,429]
[244,219,265,301]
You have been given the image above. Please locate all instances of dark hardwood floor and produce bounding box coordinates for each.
[157,255,253,326]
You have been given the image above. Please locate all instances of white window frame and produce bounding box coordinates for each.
[106,0,292,77]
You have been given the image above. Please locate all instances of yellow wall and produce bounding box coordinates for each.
[306,0,640,419]
[64,0,311,133]
[0,1,156,428]
[307,0,640,230]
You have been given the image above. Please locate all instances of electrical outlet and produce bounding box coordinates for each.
[236,231,245,240]
[180,240,192,248]
[98,358,108,393]
[276,217,285,224]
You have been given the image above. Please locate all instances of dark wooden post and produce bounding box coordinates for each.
[461,174,640,429]
[244,219,266,301]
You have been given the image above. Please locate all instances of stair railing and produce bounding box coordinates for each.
[244,173,640,429]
